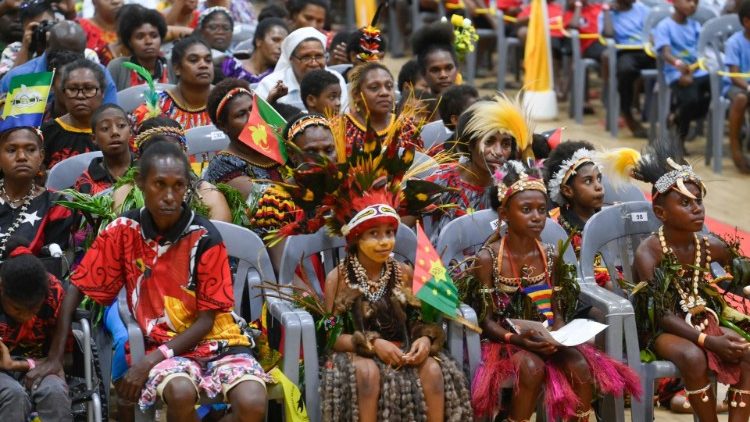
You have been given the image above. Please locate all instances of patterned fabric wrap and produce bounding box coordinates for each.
[138,353,272,410]
[131,91,210,131]
[220,57,272,84]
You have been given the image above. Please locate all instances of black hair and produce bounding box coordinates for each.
[258,4,289,21]
[542,140,596,199]
[740,0,750,22]
[531,133,552,160]
[252,17,288,50]
[91,103,128,130]
[207,78,252,126]
[438,84,479,128]
[411,22,458,75]
[271,102,303,120]
[396,89,437,116]
[397,59,422,93]
[20,0,53,23]
[454,107,478,154]
[633,138,687,202]
[199,7,233,30]
[330,30,353,54]
[171,36,211,66]
[490,161,545,210]
[288,0,330,16]
[47,49,83,73]
[0,237,49,307]
[59,58,106,90]
[116,4,167,52]
[300,69,340,106]
[345,28,387,60]
[283,112,330,142]
[137,139,190,180]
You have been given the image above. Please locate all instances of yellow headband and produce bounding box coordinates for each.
[286,115,330,141]
[497,172,548,207]
[216,88,253,121]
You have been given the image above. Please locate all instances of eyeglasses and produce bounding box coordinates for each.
[63,86,100,99]
[205,23,232,32]
[292,53,328,65]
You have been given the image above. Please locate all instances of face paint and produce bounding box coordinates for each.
[356,223,396,265]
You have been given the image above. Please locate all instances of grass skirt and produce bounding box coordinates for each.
[471,342,642,420]
[320,351,472,421]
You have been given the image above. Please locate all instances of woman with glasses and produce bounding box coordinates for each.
[197,7,233,54]
[132,36,212,130]
[41,59,104,168]
[254,26,347,112]
[107,4,169,91]
[218,17,288,84]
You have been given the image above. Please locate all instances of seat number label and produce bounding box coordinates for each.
[630,212,648,222]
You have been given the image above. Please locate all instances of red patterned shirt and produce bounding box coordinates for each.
[71,207,250,359]
[0,275,66,358]
[342,113,423,157]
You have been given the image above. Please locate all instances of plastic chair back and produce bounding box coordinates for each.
[211,220,276,322]
[185,125,230,163]
[410,150,438,179]
[643,6,672,43]
[45,151,103,191]
[328,63,353,76]
[420,120,453,150]
[602,175,647,204]
[697,14,740,71]
[232,23,255,48]
[693,5,719,24]
[278,223,417,296]
[117,83,174,113]
[579,201,659,288]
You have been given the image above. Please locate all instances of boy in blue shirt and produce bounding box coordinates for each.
[723,0,750,173]
[600,0,654,138]
[653,0,710,154]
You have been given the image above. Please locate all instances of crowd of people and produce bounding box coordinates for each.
[0,0,747,421]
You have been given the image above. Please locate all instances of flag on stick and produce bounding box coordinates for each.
[0,71,53,132]
[238,94,288,165]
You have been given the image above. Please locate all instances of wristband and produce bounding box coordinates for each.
[504,332,514,343]
[602,3,610,10]
[26,358,35,370]
[574,1,583,6]
[697,333,707,348]
[746,85,750,93]
[158,344,174,360]
[674,59,684,68]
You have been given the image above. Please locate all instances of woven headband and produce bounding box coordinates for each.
[286,115,330,141]
[653,157,705,200]
[341,204,400,236]
[497,171,547,207]
[548,148,601,205]
[134,126,187,151]
[216,88,253,121]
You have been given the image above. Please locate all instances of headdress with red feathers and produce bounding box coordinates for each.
[356,1,386,62]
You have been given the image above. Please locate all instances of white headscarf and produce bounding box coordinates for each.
[273,27,328,75]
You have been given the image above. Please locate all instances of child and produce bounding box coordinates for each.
[300,69,342,115]
[29,141,271,420]
[467,161,640,420]
[599,0,654,137]
[397,59,430,94]
[0,237,71,422]
[74,104,133,195]
[653,0,710,153]
[723,0,750,173]
[438,84,479,132]
[614,142,750,421]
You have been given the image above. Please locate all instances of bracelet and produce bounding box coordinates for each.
[674,59,684,68]
[746,85,750,93]
[574,1,583,6]
[504,332,514,343]
[158,344,174,360]
[602,3,610,10]
[26,358,35,370]
[697,333,707,348]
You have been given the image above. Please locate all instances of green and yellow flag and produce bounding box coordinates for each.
[413,222,461,319]
[0,71,53,131]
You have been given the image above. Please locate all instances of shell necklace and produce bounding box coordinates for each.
[347,255,395,302]
[0,180,37,258]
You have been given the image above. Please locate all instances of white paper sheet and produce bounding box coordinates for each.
[507,318,608,347]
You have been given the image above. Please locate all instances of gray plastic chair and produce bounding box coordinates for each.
[569,28,601,124]
[464,1,499,85]
[420,120,453,151]
[118,221,298,422]
[410,0,446,34]
[45,151,103,191]
[602,174,646,204]
[231,23,256,49]
[117,83,174,113]
[277,223,416,422]
[579,201,698,422]
[496,10,521,92]
[328,63,353,76]
[698,14,741,174]
[185,124,231,163]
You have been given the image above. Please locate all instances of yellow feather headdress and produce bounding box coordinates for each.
[596,147,642,189]
[463,93,533,159]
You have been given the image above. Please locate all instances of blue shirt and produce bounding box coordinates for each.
[653,17,707,85]
[0,53,118,105]
[598,1,649,46]
[722,30,750,95]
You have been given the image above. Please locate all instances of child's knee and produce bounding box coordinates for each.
[353,358,380,397]
[162,377,198,407]
[0,379,29,407]
[229,381,266,420]
[732,93,748,108]
[32,375,69,403]
[420,357,444,394]
[517,355,545,386]
[672,344,708,372]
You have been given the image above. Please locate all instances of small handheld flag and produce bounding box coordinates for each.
[239,94,288,165]
[0,71,53,132]
[414,222,481,332]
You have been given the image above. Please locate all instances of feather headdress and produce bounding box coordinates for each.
[122,61,160,119]
[596,147,641,189]
[357,1,386,62]
[463,93,534,159]
[548,147,601,206]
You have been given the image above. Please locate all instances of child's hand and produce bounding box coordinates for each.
[403,336,431,366]
[25,357,64,390]
[373,338,404,367]
[519,330,558,356]
[266,81,289,104]
[118,359,154,403]
[0,341,15,371]
[677,72,694,87]
[705,334,750,363]
[328,42,349,66]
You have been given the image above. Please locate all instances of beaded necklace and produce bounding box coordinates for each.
[657,225,715,331]
[345,254,398,302]
[0,180,38,258]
